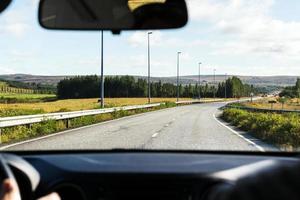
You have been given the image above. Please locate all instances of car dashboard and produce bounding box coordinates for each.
[10,151,299,200]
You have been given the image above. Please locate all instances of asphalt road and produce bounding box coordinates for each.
[4,102,276,151]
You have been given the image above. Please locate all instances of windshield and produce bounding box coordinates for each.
[0,0,299,152]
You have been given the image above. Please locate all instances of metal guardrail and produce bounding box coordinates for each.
[225,105,300,114]
[0,103,162,128]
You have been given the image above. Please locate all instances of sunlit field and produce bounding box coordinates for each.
[0,93,55,100]
[0,98,194,114]
[244,98,300,111]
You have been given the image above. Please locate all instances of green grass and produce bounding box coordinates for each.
[0,93,55,99]
[222,108,300,150]
[0,82,8,87]
[0,93,56,104]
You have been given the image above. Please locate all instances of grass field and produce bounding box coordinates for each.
[0,98,193,114]
[244,98,300,111]
[0,93,55,100]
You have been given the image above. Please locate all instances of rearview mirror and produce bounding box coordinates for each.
[38,0,188,32]
[0,0,12,14]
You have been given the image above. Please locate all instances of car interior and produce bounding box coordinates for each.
[0,0,300,200]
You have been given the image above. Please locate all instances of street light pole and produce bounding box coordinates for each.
[198,62,202,100]
[213,69,216,99]
[147,32,152,104]
[100,30,104,108]
[225,73,227,99]
[177,52,181,102]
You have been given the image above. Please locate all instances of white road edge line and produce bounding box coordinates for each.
[213,113,265,152]
[0,106,179,150]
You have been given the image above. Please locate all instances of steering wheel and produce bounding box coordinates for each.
[0,154,40,200]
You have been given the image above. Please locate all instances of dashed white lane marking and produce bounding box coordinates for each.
[213,113,265,152]
[152,133,159,138]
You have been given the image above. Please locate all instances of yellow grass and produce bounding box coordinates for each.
[0,98,193,113]
[245,98,300,111]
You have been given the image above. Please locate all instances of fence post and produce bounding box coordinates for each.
[66,119,70,128]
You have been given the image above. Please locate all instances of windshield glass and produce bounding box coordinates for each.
[0,0,299,152]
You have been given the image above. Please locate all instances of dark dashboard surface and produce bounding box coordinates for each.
[15,152,299,200]
[24,152,298,174]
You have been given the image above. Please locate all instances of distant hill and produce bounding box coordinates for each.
[0,74,298,87]
[166,75,300,86]
[0,74,71,86]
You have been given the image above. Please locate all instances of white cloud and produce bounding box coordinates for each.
[127,31,192,48]
[186,0,300,59]
[0,3,32,37]
[128,31,164,47]
[4,23,30,37]
[77,59,99,65]
[0,65,17,74]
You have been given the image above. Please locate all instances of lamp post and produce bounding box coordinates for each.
[147,32,152,104]
[213,69,216,99]
[225,73,227,99]
[177,52,181,102]
[198,62,202,100]
[100,30,104,108]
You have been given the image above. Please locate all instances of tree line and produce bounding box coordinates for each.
[57,75,256,99]
[280,78,300,98]
[0,79,56,94]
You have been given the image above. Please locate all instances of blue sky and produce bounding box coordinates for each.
[1,0,300,77]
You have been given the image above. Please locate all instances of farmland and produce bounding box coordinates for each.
[0,93,55,100]
[244,98,300,111]
[0,98,194,117]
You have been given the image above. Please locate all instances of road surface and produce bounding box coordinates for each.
[3,102,276,151]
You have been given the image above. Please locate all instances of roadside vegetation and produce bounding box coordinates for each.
[280,78,300,98]
[0,80,56,104]
[222,108,300,150]
[0,80,56,94]
[241,78,300,111]
[243,97,300,111]
[0,102,177,144]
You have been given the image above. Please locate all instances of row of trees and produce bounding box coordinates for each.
[0,80,56,94]
[57,75,255,99]
[280,78,300,98]
[0,85,54,95]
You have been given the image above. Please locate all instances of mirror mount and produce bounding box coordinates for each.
[112,30,122,35]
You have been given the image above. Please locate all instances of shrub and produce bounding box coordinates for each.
[221,108,300,149]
